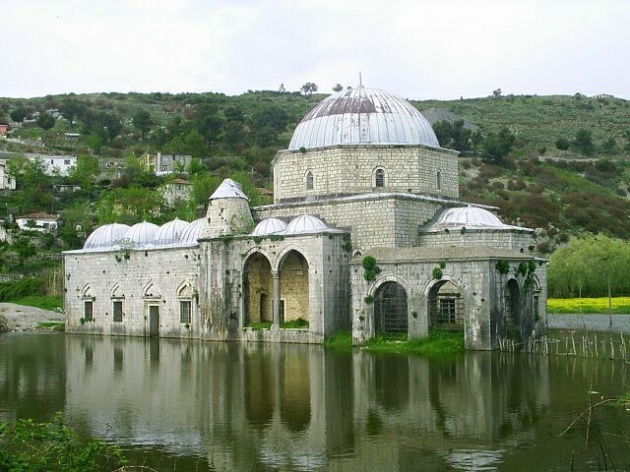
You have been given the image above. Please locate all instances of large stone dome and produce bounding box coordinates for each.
[288,85,440,150]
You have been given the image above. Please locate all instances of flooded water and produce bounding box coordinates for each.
[1,332,630,471]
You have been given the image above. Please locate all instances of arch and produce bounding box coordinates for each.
[504,278,521,339]
[305,170,314,191]
[81,284,93,298]
[176,281,192,298]
[278,249,310,324]
[243,252,274,325]
[373,280,408,338]
[110,283,123,299]
[143,280,161,299]
[373,167,386,188]
[425,276,467,332]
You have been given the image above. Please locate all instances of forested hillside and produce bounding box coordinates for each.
[1,89,629,277]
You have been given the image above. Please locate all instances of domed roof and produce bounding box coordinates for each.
[179,217,207,245]
[430,206,531,231]
[252,217,288,236]
[83,223,130,249]
[125,221,160,246]
[210,178,248,200]
[285,215,330,234]
[288,85,440,150]
[154,218,189,245]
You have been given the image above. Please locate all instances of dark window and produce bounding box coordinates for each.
[438,298,456,324]
[437,171,442,190]
[84,301,93,321]
[306,172,314,190]
[375,169,385,187]
[113,301,123,322]
[180,301,192,324]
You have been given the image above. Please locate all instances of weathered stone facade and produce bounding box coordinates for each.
[64,85,547,350]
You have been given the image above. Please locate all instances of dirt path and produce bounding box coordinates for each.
[0,303,65,332]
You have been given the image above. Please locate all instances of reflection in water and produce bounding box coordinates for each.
[1,334,629,471]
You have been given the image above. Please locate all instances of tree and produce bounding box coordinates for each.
[555,137,570,153]
[36,112,56,131]
[133,109,152,138]
[10,107,26,123]
[332,83,343,92]
[301,82,318,95]
[572,128,595,156]
[482,127,515,165]
[492,88,502,98]
[600,137,617,155]
[432,119,473,153]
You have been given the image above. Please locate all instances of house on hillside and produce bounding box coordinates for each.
[142,152,196,176]
[16,213,59,232]
[159,179,193,207]
[0,159,17,191]
[0,125,7,139]
[26,154,77,176]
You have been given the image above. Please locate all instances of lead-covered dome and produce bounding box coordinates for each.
[429,206,532,232]
[125,221,160,246]
[154,218,189,245]
[83,223,130,250]
[288,85,440,150]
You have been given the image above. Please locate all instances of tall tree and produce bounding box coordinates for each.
[133,109,152,138]
[10,107,26,123]
[482,127,515,165]
[36,112,56,131]
[572,128,595,156]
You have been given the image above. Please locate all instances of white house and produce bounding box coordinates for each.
[16,212,59,232]
[0,159,16,190]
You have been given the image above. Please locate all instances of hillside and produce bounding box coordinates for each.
[1,90,629,261]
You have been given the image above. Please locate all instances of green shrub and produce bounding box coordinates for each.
[0,278,46,302]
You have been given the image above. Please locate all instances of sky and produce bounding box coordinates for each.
[3,0,630,100]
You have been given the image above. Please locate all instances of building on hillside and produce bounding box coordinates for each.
[64,85,547,350]
[26,154,77,176]
[0,124,8,139]
[0,158,16,191]
[16,212,59,232]
[142,152,195,176]
[159,178,194,207]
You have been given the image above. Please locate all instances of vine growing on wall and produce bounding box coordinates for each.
[496,260,510,275]
[362,256,381,281]
[432,260,447,280]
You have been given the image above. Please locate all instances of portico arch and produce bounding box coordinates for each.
[427,279,465,331]
[277,249,310,324]
[373,280,408,338]
[243,252,273,325]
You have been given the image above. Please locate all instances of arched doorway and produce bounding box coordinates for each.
[504,279,521,339]
[243,252,273,326]
[279,250,310,325]
[374,281,408,338]
[428,280,464,330]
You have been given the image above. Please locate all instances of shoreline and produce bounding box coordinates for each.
[0,303,65,332]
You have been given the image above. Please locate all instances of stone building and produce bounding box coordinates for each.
[64,85,546,350]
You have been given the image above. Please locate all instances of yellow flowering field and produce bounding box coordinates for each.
[548,297,630,314]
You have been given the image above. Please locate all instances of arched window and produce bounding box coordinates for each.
[375,168,385,188]
[306,171,314,191]
[436,171,442,191]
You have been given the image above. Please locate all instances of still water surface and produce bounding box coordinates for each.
[1,332,629,471]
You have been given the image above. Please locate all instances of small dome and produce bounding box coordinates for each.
[154,218,189,245]
[125,221,160,246]
[285,215,329,234]
[210,178,248,200]
[252,218,288,236]
[83,223,130,249]
[289,85,440,150]
[179,218,207,245]
[430,206,527,231]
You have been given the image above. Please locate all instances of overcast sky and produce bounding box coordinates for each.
[3,0,630,100]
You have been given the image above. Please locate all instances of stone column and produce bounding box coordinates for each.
[272,270,281,330]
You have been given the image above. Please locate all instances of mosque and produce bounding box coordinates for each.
[63,86,547,350]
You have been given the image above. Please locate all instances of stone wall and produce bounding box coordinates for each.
[273,145,459,202]
[64,245,201,337]
[254,194,447,251]
[419,229,535,253]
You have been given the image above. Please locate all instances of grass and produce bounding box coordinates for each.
[8,295,63,311]
[548,297,630,314]
[36,321,65,332]
[246,318,310,330]
[324,329,465,355]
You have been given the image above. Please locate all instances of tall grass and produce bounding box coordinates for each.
[548,297,630,314]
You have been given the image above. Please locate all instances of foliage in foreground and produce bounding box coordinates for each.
[0,278,46,303]
[0,412,127,472]
[548,297,630,314]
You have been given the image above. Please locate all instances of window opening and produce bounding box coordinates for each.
[113,301,123,322]
[84,301,93,321]
[375,168,385,188]
[306,172,314,191]
[180,300,192,324]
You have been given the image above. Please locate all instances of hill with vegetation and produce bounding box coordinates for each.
[0,89,629,293]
